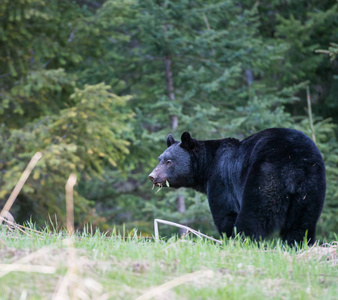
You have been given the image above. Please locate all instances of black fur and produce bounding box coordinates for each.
[149,128,326,245]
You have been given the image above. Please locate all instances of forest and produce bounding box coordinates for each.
[0,0,337,240]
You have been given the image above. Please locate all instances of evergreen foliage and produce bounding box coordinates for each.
[0,0,337,240]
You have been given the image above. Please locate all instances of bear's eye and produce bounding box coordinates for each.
[166,160,172,165]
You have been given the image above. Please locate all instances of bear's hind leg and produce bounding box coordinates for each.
[280,203,318,245]
[232,212,268,241]
[281,225,316,246]
[280,190,324,246]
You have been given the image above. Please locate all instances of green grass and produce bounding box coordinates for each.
[0,226,337,300]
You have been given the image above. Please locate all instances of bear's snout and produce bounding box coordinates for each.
[148,170,158,183]
[149,169,167,185]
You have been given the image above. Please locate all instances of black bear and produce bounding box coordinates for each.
[149,128,326,245]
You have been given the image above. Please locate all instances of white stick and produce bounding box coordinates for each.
[154,219,222,244]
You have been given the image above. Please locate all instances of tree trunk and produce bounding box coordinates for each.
[176,194,186,214]
[163,55,179,130]
[245,69,254,86]
[163,53,187,236]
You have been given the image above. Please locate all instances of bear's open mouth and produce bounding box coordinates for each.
[152,180,170,194]
[152,182,163,194]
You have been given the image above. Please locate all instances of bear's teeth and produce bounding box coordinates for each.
[155,183,163,194]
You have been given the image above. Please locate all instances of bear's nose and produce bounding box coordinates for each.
[149,174,155,182]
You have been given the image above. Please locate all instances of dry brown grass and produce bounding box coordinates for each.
[297,242,338,266]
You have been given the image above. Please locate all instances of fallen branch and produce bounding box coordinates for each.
[154,219,222,244]
[0,216,32,237]
[0,152,42,225]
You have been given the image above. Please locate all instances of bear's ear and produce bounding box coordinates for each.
[167,134,176,147]
[181,132,196,150]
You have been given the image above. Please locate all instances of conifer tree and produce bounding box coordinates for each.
[1,0,337,239]
[0,0,134,224]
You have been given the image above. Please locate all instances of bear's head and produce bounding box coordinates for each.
[148,132,197,189]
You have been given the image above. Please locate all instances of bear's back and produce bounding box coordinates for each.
[240,128,323,165]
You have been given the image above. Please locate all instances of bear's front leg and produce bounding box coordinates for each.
[232,212,266,241]
[215,211,238,238]
[206,185,239,238]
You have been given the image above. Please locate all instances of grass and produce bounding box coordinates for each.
[1,152,334,299]
[0,225,337,300]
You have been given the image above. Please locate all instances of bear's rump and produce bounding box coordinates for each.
[240,156,324,234]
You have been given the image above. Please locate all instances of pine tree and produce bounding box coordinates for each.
[0,1,134,224]
[103,0,310,235]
